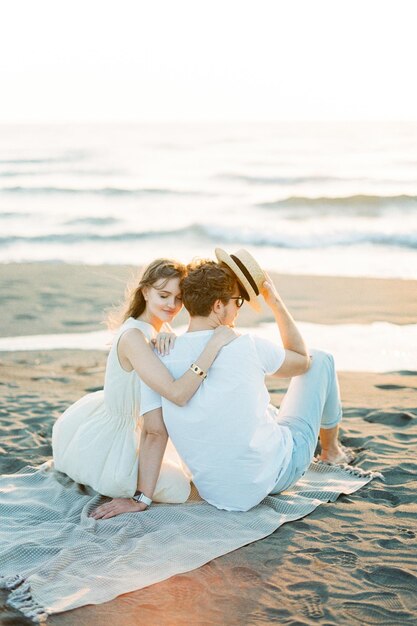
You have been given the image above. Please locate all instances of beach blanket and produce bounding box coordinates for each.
[0,460,381,623]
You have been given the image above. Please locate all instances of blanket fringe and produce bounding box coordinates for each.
[313,460,384,481]
[0,574,25,590]
[1,575,48,622]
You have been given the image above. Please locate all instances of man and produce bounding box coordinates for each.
[136,250,351,512]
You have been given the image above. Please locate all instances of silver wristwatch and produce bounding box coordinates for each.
[132,491,152,507]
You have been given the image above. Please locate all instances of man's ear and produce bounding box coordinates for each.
[212,298,224,313]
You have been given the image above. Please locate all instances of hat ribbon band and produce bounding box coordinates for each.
[230,255,260,296]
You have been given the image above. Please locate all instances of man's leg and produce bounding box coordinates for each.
[319,425,353,463]
[270,349,349,493]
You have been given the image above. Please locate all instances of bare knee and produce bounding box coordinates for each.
[309,348,335,367]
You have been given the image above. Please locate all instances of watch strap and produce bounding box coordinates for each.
[132,491,152,506]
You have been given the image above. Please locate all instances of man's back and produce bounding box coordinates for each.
[140,330,293,511]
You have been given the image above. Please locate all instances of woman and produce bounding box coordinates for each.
[52,258,235,506]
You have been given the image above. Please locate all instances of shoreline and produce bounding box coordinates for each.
[1,262,417,339]
[1,320,416,373]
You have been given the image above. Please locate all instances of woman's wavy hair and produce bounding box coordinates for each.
[107,258,187,329]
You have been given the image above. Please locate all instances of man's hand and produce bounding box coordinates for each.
[260,271,281,308]
[89,497,148,520]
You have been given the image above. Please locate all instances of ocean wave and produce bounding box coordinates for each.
[0,211,31,219]
[0,227,206,246]
[0,171,30,177]
[0,168,122,178]
[0,158,65,165]
[259,194,417,210]
[0,232,167,245]
[0,153,85,165]
[217,173,349,185]
[1,223,417,250]
[218,174,417,187]
[201,225,417,249]
[0,186,205,197]
[64,217,120,226]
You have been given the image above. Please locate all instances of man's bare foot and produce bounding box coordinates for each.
[318,444,355,465]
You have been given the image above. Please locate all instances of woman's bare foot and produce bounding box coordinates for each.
[319,444,355,465]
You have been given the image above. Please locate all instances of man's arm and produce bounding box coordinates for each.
[261,272,310,377]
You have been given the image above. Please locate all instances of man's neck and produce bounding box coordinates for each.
[187,314,221,332]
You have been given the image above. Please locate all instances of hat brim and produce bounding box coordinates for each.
[215,247,263,312]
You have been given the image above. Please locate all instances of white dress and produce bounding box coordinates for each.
[52,318,191,502]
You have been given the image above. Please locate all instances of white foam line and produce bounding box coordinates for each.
[0,330,113,352]
[246,322,417,373]
[0,322,416,373]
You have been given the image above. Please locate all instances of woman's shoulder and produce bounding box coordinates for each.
[115,318,156,345]
[109,320,154,370]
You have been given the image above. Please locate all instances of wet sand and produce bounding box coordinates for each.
[2,262,417,338]
[1,263,416,625]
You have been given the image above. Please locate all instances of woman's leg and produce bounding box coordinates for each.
[270,349,347,493]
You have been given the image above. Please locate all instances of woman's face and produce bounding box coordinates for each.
[144,276,183,324]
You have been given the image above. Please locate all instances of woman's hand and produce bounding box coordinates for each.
[89,497,148,520]
[151,332,177,356]
[211,325,239,348]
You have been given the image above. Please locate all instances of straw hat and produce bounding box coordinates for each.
[215,248,266,311]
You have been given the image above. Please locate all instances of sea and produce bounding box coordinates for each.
[1,121,417,278]
[1,121,416,370]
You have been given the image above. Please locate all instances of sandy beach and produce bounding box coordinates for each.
[1,263,416,625]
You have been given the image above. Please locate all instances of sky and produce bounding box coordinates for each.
[1,0,417,123]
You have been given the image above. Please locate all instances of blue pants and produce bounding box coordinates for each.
[270,349,343,494]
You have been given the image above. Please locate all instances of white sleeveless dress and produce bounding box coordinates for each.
[52,318,191,502]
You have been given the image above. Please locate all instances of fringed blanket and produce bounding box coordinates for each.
[0,461,381,622]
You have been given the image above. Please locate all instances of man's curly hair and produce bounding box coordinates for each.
[181,260,240,317]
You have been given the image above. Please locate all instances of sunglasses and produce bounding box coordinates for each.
[229,296,245,308]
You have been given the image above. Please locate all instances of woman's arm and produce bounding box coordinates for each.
[118,326,237,406]
[89,409,173,519]
[136,408,168,502]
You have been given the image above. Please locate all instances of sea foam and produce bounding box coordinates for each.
[0,322,416,373]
